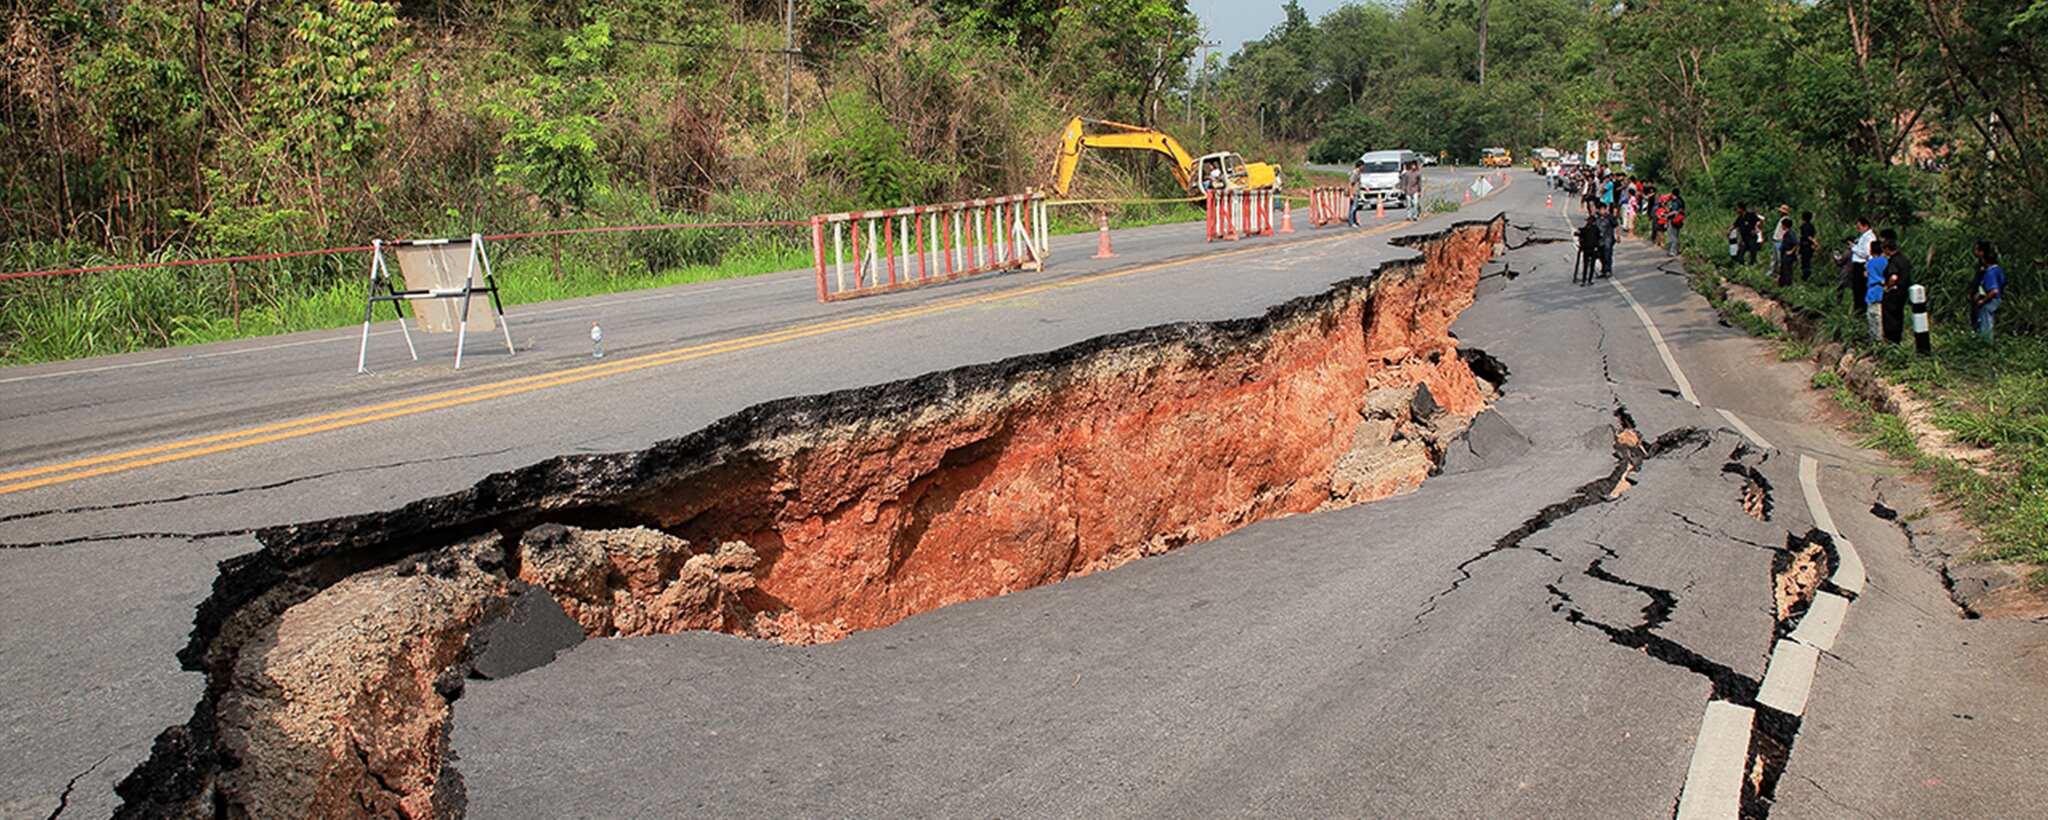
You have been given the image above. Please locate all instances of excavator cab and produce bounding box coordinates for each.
[1051,117,1281,197]
[1195,152,1248,193]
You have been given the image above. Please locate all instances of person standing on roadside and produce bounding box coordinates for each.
[1403,160,1424,221]
[1842,217,1876,313]
[1863,239,1890,340]
[1770,205,1791,278]
[1798,211,1817,281]
[1732,203,1762,265]
[1973,240,2005,341]
[1665,188,1686,256]
[1576,210,1604,287]
[1618,177,1635,236]
[1596,203,1619,278]
[1347,160,1365,227]
[1776,216,1799,287]
[1648,187,1666,247]
[1878,231,1913,343]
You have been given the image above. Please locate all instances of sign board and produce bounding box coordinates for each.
[1585,139,1601,165]
[394,241,495,334]
[358,234,515,373]
[1608,142,1626,166]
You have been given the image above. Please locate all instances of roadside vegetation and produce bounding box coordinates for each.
[1529,0,2048,581]
[0,0,1280,365]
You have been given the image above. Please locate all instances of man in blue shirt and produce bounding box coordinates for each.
[1865,241,1890,340]
[1974,240,2006,341]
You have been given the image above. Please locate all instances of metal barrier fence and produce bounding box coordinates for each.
[1307,187,1351,227]
[1204,189,1276,242]
[811,192,1049,302]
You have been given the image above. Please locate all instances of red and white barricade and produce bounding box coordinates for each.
[1307,187,1352,227]
[1204,189,1278,242]
[811,192,1049,302]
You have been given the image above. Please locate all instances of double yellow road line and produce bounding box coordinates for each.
[3,225,1408,497]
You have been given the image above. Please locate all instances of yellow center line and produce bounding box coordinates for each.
[0,211,1464,497]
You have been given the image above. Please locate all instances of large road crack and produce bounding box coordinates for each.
[1552,552,1760,703]
[1401,421,1709,637]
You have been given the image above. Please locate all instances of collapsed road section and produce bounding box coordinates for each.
[114,217,1508,818]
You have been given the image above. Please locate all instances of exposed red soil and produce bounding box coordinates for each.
[117,216,1508,819]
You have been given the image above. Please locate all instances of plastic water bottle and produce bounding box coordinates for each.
[590,321,604,359]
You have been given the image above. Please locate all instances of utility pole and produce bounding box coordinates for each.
[1190,37,1220,135]
[782,0,795,120]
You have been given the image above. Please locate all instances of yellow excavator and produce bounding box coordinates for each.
[1050,117,1281,197]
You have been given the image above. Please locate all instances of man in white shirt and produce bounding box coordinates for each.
[1843,217,1875,312]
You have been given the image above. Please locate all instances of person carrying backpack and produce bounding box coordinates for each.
[1878,231,1913,343]
[1577,211,1604,287]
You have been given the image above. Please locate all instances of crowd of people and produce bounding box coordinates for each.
[1549,158,2006,343]
[1558,163,1688,285]
[1723,207,2006,342]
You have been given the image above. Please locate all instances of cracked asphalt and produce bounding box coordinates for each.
[4,168,2043,817]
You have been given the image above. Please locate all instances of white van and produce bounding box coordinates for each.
[1356,149,1421,207]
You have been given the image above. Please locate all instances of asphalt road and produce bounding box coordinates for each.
[3,166,2041,818]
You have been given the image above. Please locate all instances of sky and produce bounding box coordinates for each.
[1192,0,1354,61]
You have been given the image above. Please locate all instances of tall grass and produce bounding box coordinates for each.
[0,229,815,366]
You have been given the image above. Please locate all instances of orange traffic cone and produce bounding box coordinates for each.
[1093,212,1115,259]
[1546,193,1554,209]
[1463,188,1472,205]
[1279,199,1295,233]
[1375,197,1385,220]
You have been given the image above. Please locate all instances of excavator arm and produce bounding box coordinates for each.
[1052,117,1199,196]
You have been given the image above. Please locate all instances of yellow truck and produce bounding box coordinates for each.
[1481,147,1513,168]
[1051,117,1281,197]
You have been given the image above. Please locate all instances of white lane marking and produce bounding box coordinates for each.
[1757,639,1822,716]
[1797,456,1837,535]
[1714,408,1774,451]
[1675,700,1755,820]
[1608,275,1700,406]
[1798,455,1866,593]
[1789,592,1851,652]
[1544,203,1697,406]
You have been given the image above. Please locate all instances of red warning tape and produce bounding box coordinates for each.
[0,219,811,283]
[0,245,374,283]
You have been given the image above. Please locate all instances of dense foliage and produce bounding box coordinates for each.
[1223,0,2038,337]
[0,0,1215,361]
[2,0,2041,358]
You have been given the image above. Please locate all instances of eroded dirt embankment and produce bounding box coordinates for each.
[115,216,1507,818]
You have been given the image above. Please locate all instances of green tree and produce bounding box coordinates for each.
[1044,0,1198,124]
[485,20,615,218]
